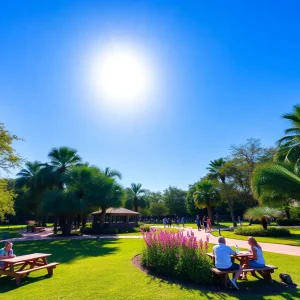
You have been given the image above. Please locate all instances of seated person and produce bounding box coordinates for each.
[242,237,265,280]
[213,237,242,290]
[0,242,16,270]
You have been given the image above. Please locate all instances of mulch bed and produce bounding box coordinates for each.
[132,254,299,296]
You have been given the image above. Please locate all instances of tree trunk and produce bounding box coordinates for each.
[82,214,87,228]
[222,181,237,227]
[207,205,213,225]
[261,217,268,230]
[134,197,138,212]
[59,214,73,236]
[284,207,291,220]
[54,214,58,234]
[99,207,107,228]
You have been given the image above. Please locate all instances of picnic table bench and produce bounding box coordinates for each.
[207,252,278,288]
[0,253,59,286]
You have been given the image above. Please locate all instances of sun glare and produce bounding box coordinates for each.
[89,46,152,106]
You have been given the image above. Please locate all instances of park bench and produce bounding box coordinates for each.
[211,265,278,288]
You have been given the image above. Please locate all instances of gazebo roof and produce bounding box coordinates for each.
[92,207,139,216]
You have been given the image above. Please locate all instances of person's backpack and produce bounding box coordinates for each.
[279,273,293,285]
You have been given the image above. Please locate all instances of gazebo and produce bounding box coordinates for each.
[91,207,139,230]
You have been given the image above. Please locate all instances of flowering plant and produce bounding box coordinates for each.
[141,229,213,285]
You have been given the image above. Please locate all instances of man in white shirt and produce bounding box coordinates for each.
[213,237,242,290]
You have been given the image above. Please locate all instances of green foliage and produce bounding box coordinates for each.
[163,186,187,216]
[148,202,167,216]
[0,122,22,173]
[244,206,284,221]
[139,224,151,232]
[234,226,291,237]
[276,218,300,226]
[0,179,16,221]
[125,183,147,212]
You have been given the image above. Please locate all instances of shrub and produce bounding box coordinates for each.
[234,227,291,237]
[140,224,151,232]
[276,218,300,226]
[141,229,214,285]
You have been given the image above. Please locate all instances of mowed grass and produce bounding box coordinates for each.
[211,227,300,246]
[0,225,24,239]
[0,238,299,300]
[117,227,182,236]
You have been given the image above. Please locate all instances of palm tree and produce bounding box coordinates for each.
[15,161,43,222]
[207,158,237,226]
[251,161,300,218]
[40,147,82,234]
[193,180,220,223]
[126,183,146,212]
[15,161,42,189]
[244,206,284,230]
[101,167,122,180]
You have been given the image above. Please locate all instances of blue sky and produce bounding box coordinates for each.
[1,1,300,191]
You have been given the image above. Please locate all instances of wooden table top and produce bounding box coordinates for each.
[207,251,252,258]
[0,253,51,264]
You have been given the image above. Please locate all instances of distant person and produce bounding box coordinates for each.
[163,217,167,228]
[195,215,201,231]
[242,237,266,280]
[206,218,211,232]
[238,216,242,226]
[203,216,207,233]
[181,217,185,228]
[0,242,16,270]
[213,237,242,290]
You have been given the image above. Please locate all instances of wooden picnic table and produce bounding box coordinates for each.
[207,251,252,265]
[207,251,278,288]
[0,253,59,286]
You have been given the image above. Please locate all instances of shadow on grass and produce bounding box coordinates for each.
[0,238,121,293]
[133,254,300,299]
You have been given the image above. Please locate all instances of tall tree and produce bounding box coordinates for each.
[193,180,220,223]
[163,186,187,216]
[101,167,122,180]
[15,161,44,221]
[207,158,237,226]
[39,147,82,234]
[125,183,147,212]
[0,122,22,174]
[0,179,16,221]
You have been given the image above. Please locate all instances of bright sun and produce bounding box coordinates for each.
[90,46,152,105]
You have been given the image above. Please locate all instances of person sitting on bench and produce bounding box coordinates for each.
[213,236,242,290]
[242,236,266,280]
[0,242,16,270]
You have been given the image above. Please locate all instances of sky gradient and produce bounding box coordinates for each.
[1,1,300,191]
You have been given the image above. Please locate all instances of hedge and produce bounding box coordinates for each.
[234,227,291,237]
[276,218,300,226]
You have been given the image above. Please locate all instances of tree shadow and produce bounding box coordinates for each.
[0,238,121,293]
[133,254,300,299]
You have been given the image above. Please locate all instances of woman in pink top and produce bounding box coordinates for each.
[206,218,211,232]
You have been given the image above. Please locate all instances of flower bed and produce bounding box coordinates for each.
[141,229,214,285]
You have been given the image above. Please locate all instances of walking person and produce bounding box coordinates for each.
[181,216,185,228]
[206,218,211,233]
[195,215,201,231]
[203,216,207,233]
[163,217,167,228]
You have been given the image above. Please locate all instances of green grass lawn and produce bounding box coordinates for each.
[0,226,24,239]
[0,238,299,299]
[211,227,300,246]
[117,227,182,236]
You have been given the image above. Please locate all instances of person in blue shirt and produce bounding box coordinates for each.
[213,237,242,290]
[0,242,16,269]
